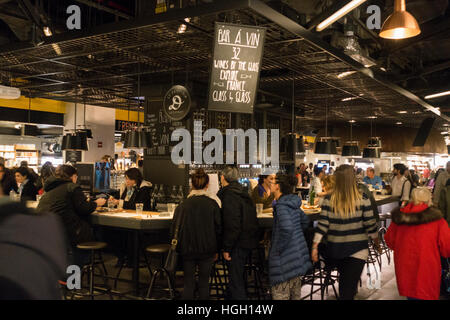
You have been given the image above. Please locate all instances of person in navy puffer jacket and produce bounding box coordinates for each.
[268,173,312,300]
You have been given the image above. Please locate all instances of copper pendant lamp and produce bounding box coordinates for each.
[379,0,421,39]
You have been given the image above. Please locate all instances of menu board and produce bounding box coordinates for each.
[208,22,266,114]
[74,163,94,193]
[65,150,82,163]
[146,101,186,157]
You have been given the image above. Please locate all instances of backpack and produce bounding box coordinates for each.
[400,178,415,200]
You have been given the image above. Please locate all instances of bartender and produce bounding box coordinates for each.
[363,167,383,190]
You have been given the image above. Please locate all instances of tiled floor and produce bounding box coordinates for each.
[69,251,449,300]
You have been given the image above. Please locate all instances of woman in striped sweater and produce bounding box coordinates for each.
[311,164,381,300]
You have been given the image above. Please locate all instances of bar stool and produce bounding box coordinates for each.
[302,259,339,300]
[244,248,268,300]
[145,244,175,299]
[378,213,392,264]
[113,235,153,290]
[209,257,229,300]
[75,241,111,300]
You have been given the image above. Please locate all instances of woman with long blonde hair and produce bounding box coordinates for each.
[311,164,381,300]
[321,175,335,195]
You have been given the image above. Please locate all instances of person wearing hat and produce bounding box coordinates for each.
[385,187,450,300]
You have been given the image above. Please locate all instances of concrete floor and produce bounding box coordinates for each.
[68,249,442,300]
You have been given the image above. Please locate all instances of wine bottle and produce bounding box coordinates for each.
[309,185,315,206]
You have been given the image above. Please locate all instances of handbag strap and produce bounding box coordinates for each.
[170,202,185,250]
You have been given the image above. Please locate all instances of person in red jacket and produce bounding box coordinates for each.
[385,187,450,300]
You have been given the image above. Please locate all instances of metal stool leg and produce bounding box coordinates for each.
[89,249,95,300]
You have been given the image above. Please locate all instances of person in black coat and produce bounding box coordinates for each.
[0,164,17,195]
[171,169,222,300]
[108,168,152,265]
[109,168,152,211]
[37,165,106,266]
[14,166,38,203]
[217,166,259,300]
[0,192,68,300]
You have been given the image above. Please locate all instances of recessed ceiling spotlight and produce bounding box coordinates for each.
[43,26,52,37]
[177,24,187,33]
[349,120,356,123]
[397,110,407,114]
[367,116,377,119]
[380,67,387,72]
[396,122,402,125]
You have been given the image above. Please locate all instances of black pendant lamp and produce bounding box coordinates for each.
[363,148,380,158]
[315,140,338,154]
[61,134,71,150]
[363,118,381,158]
[62,92,88,151]
[314,93,337,155]
[296,136,306,153]
[76,130,89,150]
[342,144,360,156]
[123,65,152,149]
[342,121,361,156]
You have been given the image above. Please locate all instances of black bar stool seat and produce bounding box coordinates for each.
[77,242,108,250]
[145,244,171,254]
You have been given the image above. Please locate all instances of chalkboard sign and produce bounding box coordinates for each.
[74,163,94,193]
[208,22,266,114]
[65,150,82,163]
[146,100,187,156]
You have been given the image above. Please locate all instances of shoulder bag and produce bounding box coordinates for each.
[164,203,185,274]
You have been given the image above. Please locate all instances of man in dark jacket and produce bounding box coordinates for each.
[0,189,68,299]
[217,166,259,300]
[37,166,105,265]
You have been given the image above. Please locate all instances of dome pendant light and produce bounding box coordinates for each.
[379,0,421,40]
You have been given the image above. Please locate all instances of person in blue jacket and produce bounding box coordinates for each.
[363,167,383,190]
[268,173,312,300]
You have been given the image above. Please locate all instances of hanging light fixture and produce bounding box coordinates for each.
[363,118,381,158]
[342,120,361,156]
[123,64,152,149]
[379,0,421,39]
[314,92,337,155]
[296,136,306,154]
[62,87,88,151]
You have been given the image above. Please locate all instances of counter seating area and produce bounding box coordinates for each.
[54,195,398,300]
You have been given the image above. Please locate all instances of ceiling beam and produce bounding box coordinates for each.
[395,60,450,82]
[305,0,350,31]
[73,0,132,20]
[247,0,449,122]
[0,0,251,55]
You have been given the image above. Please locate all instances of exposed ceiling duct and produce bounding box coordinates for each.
[330,21,376,67]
